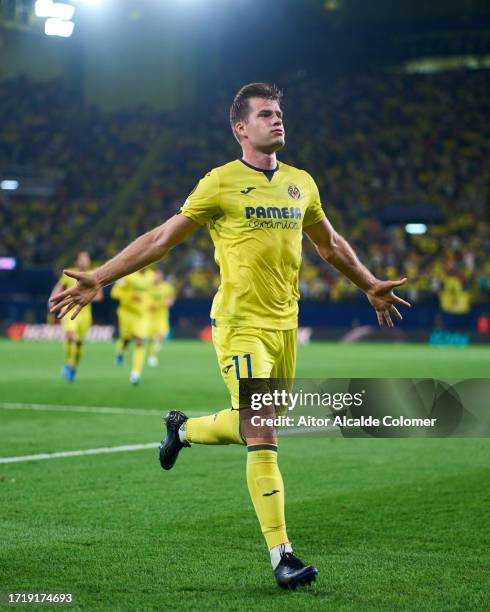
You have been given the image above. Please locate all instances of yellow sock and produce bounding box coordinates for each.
[73,342,83,368]
[247,445,289,549]
[185,409,245,445]
[132,345,145,375]
[148,339,157,359]
[116,339,126,355]
[64,340,75,367]
[64,340,71,364]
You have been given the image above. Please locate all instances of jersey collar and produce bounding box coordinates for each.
[239,158,279,182]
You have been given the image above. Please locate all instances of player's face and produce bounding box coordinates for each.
[239,98,285,153]
[76,251,91,271]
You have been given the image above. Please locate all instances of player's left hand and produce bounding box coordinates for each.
[366,278,411,327]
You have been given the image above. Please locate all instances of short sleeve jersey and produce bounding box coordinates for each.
[180,159,325,330]
[149,281,175,316]
[59,268,93,320]
[111,269,156,318]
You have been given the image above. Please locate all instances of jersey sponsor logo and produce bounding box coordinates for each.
[245,206,302,220]
[248,219,300,230]
[240,186,256,194]
[288,184,301,200]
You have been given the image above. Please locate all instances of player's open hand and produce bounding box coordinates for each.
[366,278,411,327]
[49,270,102,320]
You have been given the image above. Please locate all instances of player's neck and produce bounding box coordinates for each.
[241,149,277,171]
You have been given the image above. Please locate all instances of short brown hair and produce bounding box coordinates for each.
[230,82,283,143]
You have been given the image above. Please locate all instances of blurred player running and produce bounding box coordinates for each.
[49,83,411,589]
[49,251,102,382]
[111,268,155,385]
[147,270,175,367]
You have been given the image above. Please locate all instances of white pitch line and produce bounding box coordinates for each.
[0,402,207,417]
[0,442,160,464]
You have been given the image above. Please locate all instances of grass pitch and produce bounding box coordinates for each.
[1,339,489,611]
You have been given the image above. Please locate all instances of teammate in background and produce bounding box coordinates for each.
[49,251,103,382]
[147,270,175,367]
[439,273,471,315]
[111,267,155,385]
[49,83,411,589]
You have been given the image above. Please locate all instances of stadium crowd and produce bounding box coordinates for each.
[1,70,489,311]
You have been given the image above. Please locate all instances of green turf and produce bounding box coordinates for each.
[1,340,489,611]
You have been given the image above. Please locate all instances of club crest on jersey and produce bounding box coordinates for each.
[288,184,301,200]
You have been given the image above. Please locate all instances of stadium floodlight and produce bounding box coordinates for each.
[45,17,75,37]
[35,1,75,20]
[0,257,16,270]
[35,0,53,17]
[50,2,76,20]
[0,180,19,190]
[405,223,427,235]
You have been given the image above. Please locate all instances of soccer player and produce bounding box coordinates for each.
[49,83,411,589]
[147,270,175,367]
[111,268,155,385]
[49,250,102,382]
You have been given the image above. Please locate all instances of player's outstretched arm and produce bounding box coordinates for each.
[304,217,411,327]
[49,214,199,320]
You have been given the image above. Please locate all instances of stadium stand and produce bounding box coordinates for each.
[1,71,489,309]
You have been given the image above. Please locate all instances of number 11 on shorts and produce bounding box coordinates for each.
[232,354,252,379]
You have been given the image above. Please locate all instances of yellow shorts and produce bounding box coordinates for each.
[61,312,92,340]
[212,326,297,409]
[117,313,148,340]
[147,314,169,338]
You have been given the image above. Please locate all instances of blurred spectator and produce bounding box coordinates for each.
[0,71,488,307]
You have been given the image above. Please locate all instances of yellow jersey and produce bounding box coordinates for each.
[439,275,471,314]
[180,159,325,329]
[111,269,155,318]
[59,268,92,322]
[148,281,175,318]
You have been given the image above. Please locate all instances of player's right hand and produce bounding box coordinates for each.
[49,270,102,320]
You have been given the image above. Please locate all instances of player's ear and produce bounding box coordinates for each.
[235,121,247,140]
